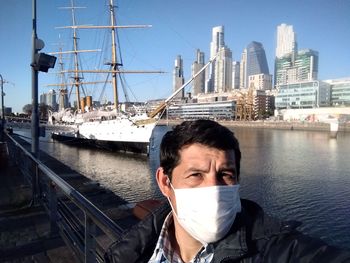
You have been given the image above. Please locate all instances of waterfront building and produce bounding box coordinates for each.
[275,80,330,109]
[232,61,240,89]
[173,55,185,100]
[167,100,236,120]
[275,23,297,59]
[58,89,69,111]
[254,90,275,119]
[239,49,247,89]
[240,41,269,89]
[40,93,47,105]
[275,49,319,88]
[275,23,297,87]
[191,49,205,96]
[274,24,318,88]
[276,107,350,122]
[47,89,58,111]
[40,89,58,110]
[214,46,232,93]
[245,41,270,89]
[248,73,273,90]
[324,78,350,107]
[206,26,225,93]
[210,26,225,59]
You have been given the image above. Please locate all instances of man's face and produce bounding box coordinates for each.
[171,143,238,189]
[156,143,238,238]
[157,143,238,218]
[157,143,238,210]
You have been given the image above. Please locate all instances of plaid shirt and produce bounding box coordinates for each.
[148,212,214,263]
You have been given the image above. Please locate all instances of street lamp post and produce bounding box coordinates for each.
[0,74,4,141]
[31,0,56,157]
[31,0,40,158]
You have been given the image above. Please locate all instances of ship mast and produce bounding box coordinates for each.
[70,0,84,111]
[57,44,68,111]
[109,0,119,110]
[48,1,102,111]
[48,0,163,112]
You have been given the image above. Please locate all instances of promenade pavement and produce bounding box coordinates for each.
[0,141,78,263]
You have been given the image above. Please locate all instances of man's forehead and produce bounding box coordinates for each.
[178,144,236,163]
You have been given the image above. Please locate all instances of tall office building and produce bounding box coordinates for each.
[294,49,318,81]
[191,49,205,96]
[214,46,232,93]
[40,90,58,110]
[232,61,240,89]
[210,26,225,59]
[40,93,47,105]
[275,23,297,59]
[245,41,269,88]
[206,26,225,93]
[173,55,185,100]
[273,23,320,88]
[47,89,58,110]
[58,88,69,110]
[275,49,318,86]
[240,49,247,89]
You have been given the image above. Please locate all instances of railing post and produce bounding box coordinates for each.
[85,215,97,263]
[31,163,39,205]
[49,180,59,235]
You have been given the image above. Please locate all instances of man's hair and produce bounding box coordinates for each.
[160,119,241,180]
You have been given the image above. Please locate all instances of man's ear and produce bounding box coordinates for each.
[156,167,171,198]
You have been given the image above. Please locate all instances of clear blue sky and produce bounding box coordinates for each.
[1,0,349,113]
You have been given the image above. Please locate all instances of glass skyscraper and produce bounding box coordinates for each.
[206,26,232,93]
[173,55,185,100]
[275,49,319,87]
[245,41,269,88]
[191,49,205,96]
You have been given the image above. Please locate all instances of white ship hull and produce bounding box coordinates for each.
[50,110,157,154]
[78,118,156,143]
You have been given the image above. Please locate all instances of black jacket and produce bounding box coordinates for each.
[105,199,350,263]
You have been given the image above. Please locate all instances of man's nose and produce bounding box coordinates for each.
[206,171,224,186]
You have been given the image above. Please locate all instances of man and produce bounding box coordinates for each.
[105,120,350,262]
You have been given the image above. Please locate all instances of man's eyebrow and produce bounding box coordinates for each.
[184,167,208,173]
[218,165,237,173]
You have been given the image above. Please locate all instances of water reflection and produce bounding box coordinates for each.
[13,126,350,249]
[233,128,350,249]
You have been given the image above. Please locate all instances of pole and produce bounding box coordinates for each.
[109,0,119,110]
[31,0,39,158]
[0,74,4,141]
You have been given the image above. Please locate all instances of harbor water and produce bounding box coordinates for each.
[14,125,350,249]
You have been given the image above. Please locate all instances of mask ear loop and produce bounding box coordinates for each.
[165,175,179,217]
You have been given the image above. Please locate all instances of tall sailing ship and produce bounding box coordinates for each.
[47,0,214,154]
[47,0,166,154]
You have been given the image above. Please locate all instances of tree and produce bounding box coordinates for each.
[22,104,33,116]
[39,103,52,120]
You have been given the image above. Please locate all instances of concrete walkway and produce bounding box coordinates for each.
[0,142,78,263]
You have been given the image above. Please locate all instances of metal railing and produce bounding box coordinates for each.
[5,132,125,262]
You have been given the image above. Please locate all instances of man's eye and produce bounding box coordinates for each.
[223,173,234,179]
[220,172,237,182]
[190,173,202,177]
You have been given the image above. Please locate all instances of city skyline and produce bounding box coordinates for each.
[1,0,349,112]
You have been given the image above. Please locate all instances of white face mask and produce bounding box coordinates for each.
[168,183,241,245]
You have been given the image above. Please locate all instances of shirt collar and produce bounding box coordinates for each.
[152,212,214,263]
